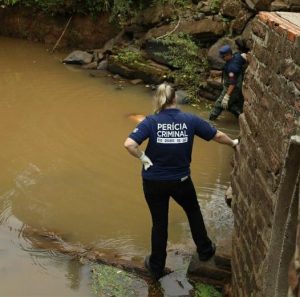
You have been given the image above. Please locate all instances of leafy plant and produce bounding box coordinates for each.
[210,0,221,13]
[116,48,147,66]
[194,283,223,297]
[156,33,209,102]
[91,264,140,297]
[1,0,18,4]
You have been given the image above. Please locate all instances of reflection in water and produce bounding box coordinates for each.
[0,36,239,296]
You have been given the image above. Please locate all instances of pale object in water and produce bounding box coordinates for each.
[127,114,146,123]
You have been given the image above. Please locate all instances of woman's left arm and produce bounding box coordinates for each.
[124,138,143,158]
[124,138,153,170]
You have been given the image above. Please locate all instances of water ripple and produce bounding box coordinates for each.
[15,163,41,189]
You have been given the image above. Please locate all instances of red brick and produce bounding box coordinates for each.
[258,12,269,24]
[251,169,275,225]
[258,12,300,44]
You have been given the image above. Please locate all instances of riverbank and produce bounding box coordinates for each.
[0,0,252,103]
[0,0,299,103]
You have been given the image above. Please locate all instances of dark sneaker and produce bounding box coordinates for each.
[144,256,163,281]
[198,243,216,261]
[144,256,173,281]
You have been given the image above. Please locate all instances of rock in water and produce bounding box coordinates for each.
[63,50,93,65]
[159,271,193,297]
[176,90,190,104]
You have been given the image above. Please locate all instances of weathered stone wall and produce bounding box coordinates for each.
[231,12,300,297]
[288,185,300,296]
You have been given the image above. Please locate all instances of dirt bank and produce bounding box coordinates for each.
[0,7,119,49]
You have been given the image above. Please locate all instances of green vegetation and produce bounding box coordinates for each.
[91,264,134,297]
[91,264,222,297]
[157,33,209,102]
[194,282,223,297]
[210,0,221,13]
[0,0,191,17]
[111,17,208,102]
[91,264,146,297]
[116,48,147,66]
[156,0,191,6]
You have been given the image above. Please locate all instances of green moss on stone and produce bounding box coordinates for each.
[194,282,223,297]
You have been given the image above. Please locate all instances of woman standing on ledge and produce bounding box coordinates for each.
[124,83,239,281]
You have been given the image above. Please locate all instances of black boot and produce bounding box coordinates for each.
[144,256,172,281]
[198,243,216,261]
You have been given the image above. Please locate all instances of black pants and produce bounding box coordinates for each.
[142,177,212,273]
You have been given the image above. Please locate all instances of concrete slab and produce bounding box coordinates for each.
[276,12,300,28]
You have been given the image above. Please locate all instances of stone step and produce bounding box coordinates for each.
[187,253,231,287]
[187,239,232,287]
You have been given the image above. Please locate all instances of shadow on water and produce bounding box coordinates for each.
[0,36,239,296]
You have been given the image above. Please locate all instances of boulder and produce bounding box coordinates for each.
[144,18,228,44]
[270,0,290,10]
[197,1,213,14]
[198,69,223,101]
[230,9,254,35]
[243,0,273,10]
[179,18,228,42]
[207,70,223,90]
[107,55,169,84]
[241,18,255,51]
[176,90,191,104]
[97,29,127,56]
[82,61,98,69]
[97,60,108,70]
[207,37,237,70]
[63,50,93,65]
[123,24,147,40]
[131,4,174,27]
[144,39,179,68]
[220,0,245,18]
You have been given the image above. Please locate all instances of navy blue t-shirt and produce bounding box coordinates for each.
[128,108,217,181]
[224,53,246,85]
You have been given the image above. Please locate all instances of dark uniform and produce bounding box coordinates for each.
[128,108,217,279]
[209,52,246,120]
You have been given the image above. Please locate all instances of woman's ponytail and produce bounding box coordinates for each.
[154,83,175,114]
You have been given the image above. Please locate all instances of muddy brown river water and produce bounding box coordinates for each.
[0,37,239,296]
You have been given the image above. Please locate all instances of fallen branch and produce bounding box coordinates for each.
[51,16,72,53]
[156,15,181,40]
[22,226,162,281]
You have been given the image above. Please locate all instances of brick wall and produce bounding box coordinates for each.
[231,12,300,297]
